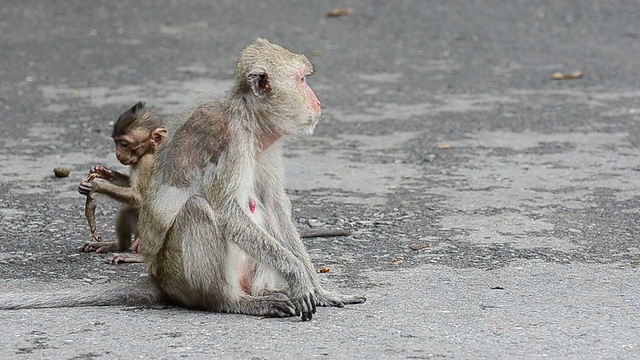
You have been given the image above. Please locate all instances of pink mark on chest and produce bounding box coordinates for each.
[240,275,249,294]
[249,199,256,213]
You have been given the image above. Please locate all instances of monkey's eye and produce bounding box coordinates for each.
[118,141,129,148]
[301,75,307,83]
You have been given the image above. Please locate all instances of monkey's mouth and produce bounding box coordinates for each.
[121,159,137,166]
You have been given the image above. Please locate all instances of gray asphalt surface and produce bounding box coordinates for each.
[1,1,640,359]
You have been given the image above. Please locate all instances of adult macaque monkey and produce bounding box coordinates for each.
[140,38,365,321]
[0,39,365,320]
[78,102,167,264]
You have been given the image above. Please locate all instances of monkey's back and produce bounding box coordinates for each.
[155,102,230,187]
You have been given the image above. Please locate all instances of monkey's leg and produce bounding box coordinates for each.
[165,196,296,318]
[114,206,137,250]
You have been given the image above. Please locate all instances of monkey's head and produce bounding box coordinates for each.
[112,102,168,167]
[235,38,322,137]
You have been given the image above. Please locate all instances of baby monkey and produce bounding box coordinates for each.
[78,102,167,264]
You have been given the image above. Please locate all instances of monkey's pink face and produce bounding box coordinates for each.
[301,76,321,114]
[296,67,321,131]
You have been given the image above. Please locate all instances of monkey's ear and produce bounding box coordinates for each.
[150,128,168,148]
[247,68,270,98]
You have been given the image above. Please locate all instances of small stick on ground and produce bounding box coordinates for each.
[299,229,352,238]
[409,243,430,251]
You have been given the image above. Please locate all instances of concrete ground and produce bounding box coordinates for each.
[1,1,639,358]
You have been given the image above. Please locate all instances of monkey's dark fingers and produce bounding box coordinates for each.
[77,182,94,195]
[293,299,307,318]
[309,294,317,314]
[268,300,297,317]
[90,166,114,180]
[293,301,301,317]
[295,294,316,321]
[298,300,312,321]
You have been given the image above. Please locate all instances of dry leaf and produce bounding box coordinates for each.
[318,267,330,273]
[327,8,353,17]
[550,70,584,80]
[393,259,404,265]
[436,144,451,149]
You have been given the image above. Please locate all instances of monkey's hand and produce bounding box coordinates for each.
[91,165,130,186]
[78,177,108,196]
[287,271,317,321]
[90,165,115,181]
[78,178,95,196]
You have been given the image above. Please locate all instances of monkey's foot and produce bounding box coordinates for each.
[315,291,367,308]
[78,241,124,253]
[263,300,297,318]
[238,293,297,318]
[107,253,144,264]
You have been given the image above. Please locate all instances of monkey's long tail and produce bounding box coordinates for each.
[0,276,165,310]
